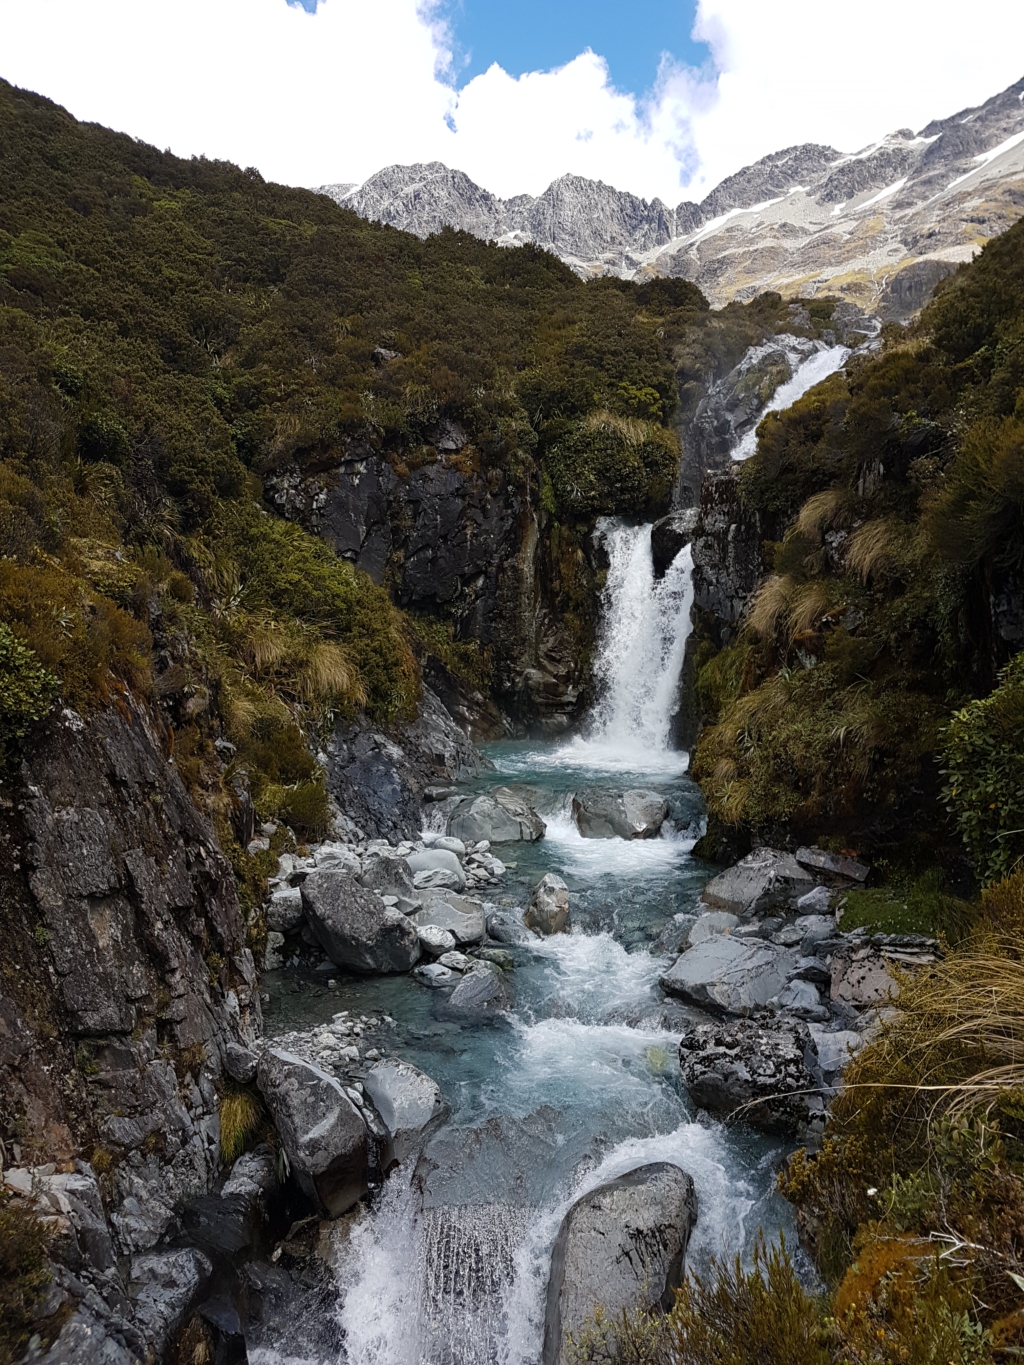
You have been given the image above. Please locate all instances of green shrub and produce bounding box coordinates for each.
[0,622,58,764]
[0,1196,52,1365]
[941,652,1024,884]
[543,412,678,519]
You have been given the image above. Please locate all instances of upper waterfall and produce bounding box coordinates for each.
[562,518,694,775]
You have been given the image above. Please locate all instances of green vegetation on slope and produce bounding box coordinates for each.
[692,218,1024,876]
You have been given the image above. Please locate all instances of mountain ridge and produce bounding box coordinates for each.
[319,75,1024,313]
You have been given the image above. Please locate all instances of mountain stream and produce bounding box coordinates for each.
[254,520,798,1365]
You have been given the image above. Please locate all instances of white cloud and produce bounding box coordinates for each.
[1,0,1022,207]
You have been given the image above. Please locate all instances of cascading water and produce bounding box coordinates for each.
[559,519,694,775]
[732,343,851,461]
[253,522,796,1365]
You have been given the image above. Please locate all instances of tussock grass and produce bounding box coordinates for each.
[219,1088,266,1165]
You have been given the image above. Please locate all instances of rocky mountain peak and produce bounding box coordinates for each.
[318,73,1024,315]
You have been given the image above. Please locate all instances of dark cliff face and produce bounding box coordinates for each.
[0,698,258,1255]
[267,451,597,736]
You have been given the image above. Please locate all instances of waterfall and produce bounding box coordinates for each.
[732,343,850,461]
[565,519,694,773]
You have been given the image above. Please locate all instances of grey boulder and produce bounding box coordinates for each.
[543,1163,696,1365]
[363,1059,446,1164]
[701,848,816,917]
[660,937,796,1016]
[772,977,828,1022]
[301,870,421,973]
[446,963,513,1013]
[572,788,669,840]
[256,1047,369,1215]
[417,924,457,955]
[486,908,536,945]
[830,947,899,1009]
[358,849,415,897]
[524,873,570,936]
[407,848,467,891]
[807,1024,864,1079]
[129,1247,212,1358]
[796,845,870,883]
[266,883,304,932]
[688,910,740,944]
[678,1018,820,1135]
[448,787,546,843]
[412,897,485,946]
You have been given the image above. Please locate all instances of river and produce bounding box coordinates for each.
[255,519,799,1365]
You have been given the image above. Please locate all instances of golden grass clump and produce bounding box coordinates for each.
[844,518,901,583]
[219,1088,266,1164]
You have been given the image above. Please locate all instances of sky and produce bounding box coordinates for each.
[1,0,1023,205]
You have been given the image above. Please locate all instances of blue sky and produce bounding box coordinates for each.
[291,0,708,96]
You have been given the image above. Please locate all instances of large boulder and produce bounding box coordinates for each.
[300,870,421,973]
[256,1048,370,1215]
[660,937,796,1016]
[266,882,304,932]
[407,848,467,892]
[446,963,513,1013]
[830,947,899,1009]
[543,1163,697,1365]
[796,845,870,883]
[572,788,669,840]
[486,908,536,945]
[525,874,570,936]
[448,787,546,843]
[678,1018,820,1135]
[129,1248,212,1359]
[363,1060,446,1164]
[358,849,416,898]
[701,848,816,917]
[412,896,486,946]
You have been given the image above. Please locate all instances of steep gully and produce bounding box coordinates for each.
[249,330,860,1364]
[0,330,857,1364]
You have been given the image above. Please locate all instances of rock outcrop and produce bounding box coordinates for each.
[300,870,422,974]
[678,1017,821,1136]
[524,874,571,936]
[543,1163,697,1365]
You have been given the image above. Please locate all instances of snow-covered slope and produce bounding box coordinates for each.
[319,75,1024,313]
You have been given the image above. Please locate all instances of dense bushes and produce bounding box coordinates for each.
[0,622,57,765]
[691,218,1024,868]
[941,653,1024,884]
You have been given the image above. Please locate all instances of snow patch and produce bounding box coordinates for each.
[856,177,908,210]
[947,128,1024,189]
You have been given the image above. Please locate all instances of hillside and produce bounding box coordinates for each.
[320,73,1024,313]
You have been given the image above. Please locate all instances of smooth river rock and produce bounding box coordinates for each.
[447,787,546,843]
[543,1162,697,1365]
[572,788,669,840]
[660,937,796,1015]
[358,849,416,898]
[301,870,421,974]
[446,963,513,1013]
[256,1048,369,1216]
[412,896,486,946]
[406,848,467,891]
[363,1059,446,1164]
[524,873,570,936]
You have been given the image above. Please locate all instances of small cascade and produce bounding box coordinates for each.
[566,519,694,773]
[732,343,851,461]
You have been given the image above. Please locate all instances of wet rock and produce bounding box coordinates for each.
[447,787,546,843]
[653,912,699,955]
[446,964,513,1013]
[660,937,797,1016]
[543,1163,697,1365]
[181,1144,278,1262]
[363,1060,446,1164]
[651,510,697,579]
[678,1018,820,1135]
[689,910,740,944]
[323,722,421,842]
[701,848,816,916]
[358,850,416,898]
[485,908,536,945]
[412,897,486,946]
[437,950,474,971]
[301,871,421,974]
[524,874,570,936]
[473,947,514,970]
[407,848,467,891]
[129,1248,212,1359]
[414,962,456,987]
[256,1048,369,1216]
[796,845,870,883]
[417,924,458,956]
[31,1305,140,1364]
[572,788,669,840]
[796,884,833,914]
